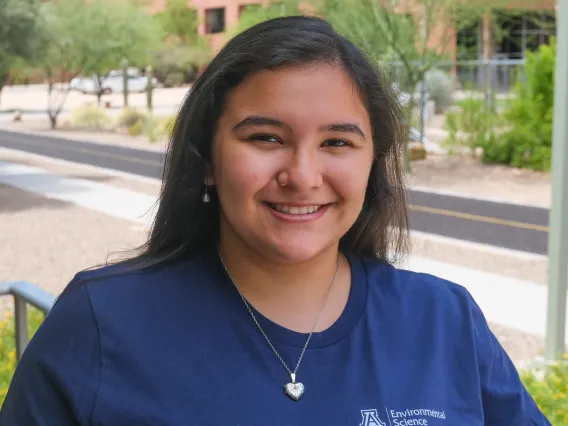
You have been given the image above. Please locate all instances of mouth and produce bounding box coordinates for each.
[263,202,331,222]
[265,203,325,214]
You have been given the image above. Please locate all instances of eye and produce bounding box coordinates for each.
[248,133,282,143]
[322,139,352,148]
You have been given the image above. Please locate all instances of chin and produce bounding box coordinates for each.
[261,240,336,265]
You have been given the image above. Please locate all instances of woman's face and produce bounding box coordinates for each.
[211,63,374,263]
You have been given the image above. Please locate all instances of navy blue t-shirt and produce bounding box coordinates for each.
[1,248,551,425]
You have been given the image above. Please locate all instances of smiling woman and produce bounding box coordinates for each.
[0,15,552,426]
[212,63,376,265]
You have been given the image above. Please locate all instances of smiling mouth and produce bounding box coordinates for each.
[264,202,328,215]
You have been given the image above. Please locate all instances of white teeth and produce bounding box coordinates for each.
[271,204,322,215]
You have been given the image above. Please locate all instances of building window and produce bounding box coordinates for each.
[205,8,225,34]
[456,18,482,60]
[495,10,556,60]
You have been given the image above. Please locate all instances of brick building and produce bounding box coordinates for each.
[150,0,269,49]
[150,0,557,61]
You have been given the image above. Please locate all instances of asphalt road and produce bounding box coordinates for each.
[0,129,549,255]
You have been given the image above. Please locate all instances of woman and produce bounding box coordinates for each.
[1,16,550,426]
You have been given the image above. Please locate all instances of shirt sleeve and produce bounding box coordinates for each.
[468,293,552,426]
[0,276,101,426]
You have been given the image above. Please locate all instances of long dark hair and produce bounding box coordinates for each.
[115,15,409,271]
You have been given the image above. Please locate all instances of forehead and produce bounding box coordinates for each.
[223,64,370,128]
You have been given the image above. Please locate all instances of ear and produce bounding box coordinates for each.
[205,164,215,186]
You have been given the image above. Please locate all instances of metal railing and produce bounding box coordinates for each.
[0,281,56,360]
[385,58,527,94]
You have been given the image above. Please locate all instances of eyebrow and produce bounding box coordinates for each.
[319,123,366,138]
[232,116,285,130]
[232,115,366,139]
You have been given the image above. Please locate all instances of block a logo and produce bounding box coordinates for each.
[360,409,386,426]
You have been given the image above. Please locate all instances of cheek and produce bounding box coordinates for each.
[328,155,373,203]
[215,142,277,200]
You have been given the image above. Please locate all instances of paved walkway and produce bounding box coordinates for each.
[1,160,565,345]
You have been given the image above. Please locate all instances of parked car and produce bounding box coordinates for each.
[70,70,157,94]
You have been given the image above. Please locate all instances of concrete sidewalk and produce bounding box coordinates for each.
[1,159,564,345]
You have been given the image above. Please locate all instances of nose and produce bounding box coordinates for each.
[277,146,323,191]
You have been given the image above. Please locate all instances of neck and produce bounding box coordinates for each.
[217,229,350,333]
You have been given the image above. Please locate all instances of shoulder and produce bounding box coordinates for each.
[353,255,487,338]
[51,249,223,339]
[1,273,101,423]
[357,255,474,310]
[63,249,215,303]
[355,257,552,425]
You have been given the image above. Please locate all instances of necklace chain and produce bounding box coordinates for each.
[217,248,340,378]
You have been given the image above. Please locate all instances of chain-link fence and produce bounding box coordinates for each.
[385,58,525,95]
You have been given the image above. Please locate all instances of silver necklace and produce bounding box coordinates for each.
[217,248,340,402]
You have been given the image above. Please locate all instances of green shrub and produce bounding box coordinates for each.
[424,68,454,114]
[484,39,556,171]
[444,97,499,155]
[144,116,160,143]
[116,107,148,129]
[70,104,112,131]
[128,120,144,136]
[163,115,176,139]
[151,42,211,85]
[0,308,44,405]
[142,115,176,143]
[164,72,185,88]
[227,0,300,38]
[521,356,568,425]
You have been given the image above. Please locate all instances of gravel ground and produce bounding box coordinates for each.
[407,153,551,208]
[1,184,148,296]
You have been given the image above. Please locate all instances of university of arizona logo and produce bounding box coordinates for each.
[360,409,386,426]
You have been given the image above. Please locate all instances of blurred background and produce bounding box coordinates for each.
[1,0,566,421]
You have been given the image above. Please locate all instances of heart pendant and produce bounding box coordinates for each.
[284,381,305,401]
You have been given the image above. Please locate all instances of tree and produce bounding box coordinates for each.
[227,0,302,38]
[35,0,163,128]
[151,42,211,86]
[151,0,212,87]
[0,0,42,106]
[74,0,164,105]
[155,0,199,44]
[34,0,91,128]
[316,0,503,171]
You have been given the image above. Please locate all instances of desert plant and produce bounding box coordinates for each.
[70,104,112,130]
[144,116,161,143]
[444,97,499,155]
[151,42,210,84]
[164,72,184,88]
[521,356,568,425]
[163,115,176,139]
[116,107,148,129]
[487,39,556,171]
[0,307,44,405]
[128,119,144,136]
[145,114,176,143]
[424,68,454,114]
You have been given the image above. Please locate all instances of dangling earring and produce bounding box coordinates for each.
[202,185,211,203]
